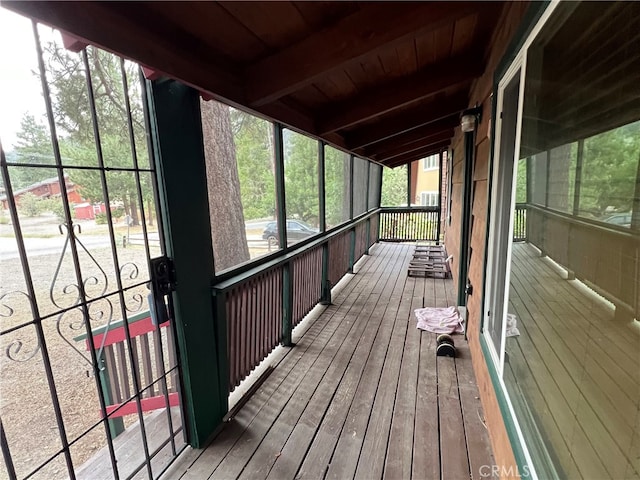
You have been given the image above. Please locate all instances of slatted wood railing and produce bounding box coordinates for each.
[527,204,639,321]
[225,266,283,390]
[292,246,323,327]
[379,207,439,242]
[76,311,180,438]
[213,211,380,393]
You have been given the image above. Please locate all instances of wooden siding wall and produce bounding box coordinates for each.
[444,3,530,478]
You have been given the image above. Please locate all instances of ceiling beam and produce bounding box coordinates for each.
[244,2,480,107]
[369,129,453,161]
[359,116,458,156]
[384,141,450,168]
[345,93,468,150]
[5,1,244,103]
[317,55,482,135]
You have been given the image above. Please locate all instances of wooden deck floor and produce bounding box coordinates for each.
[506,243,640,480]
[164,242,493,480]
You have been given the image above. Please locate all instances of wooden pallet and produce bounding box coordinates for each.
[408,244,450,278]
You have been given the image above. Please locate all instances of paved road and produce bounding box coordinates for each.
[0,235,113,260]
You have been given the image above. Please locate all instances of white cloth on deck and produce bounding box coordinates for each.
[414,306,464,334]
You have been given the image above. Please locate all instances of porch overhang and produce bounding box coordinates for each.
[2,0,505,167]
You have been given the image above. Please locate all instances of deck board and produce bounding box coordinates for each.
[166,243,493,480]
[506,243,640,480]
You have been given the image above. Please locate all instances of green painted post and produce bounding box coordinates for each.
[457,130,475,306]
[274,123,288,249]
[377,166,383,242]
[436,151,443,244]
[282,261,294,346]
[147,79,226,448]
[407,161,412,207]
[321,242,332,305]
[98,358,124,439]
[319,141,331,305]
[573,139,584,216]
[348,228,356,273]
[319,141,326,233]
[365,219,371,255]
[349,155,355,220]
[365,160,371,211]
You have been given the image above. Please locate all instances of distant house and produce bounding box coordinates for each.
[0,175,83,210]
[409,152,448,209]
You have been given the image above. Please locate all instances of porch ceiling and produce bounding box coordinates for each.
[4,1,505,167]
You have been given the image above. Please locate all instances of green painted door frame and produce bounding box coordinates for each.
[457,130,475,306]
[147,79,227,448]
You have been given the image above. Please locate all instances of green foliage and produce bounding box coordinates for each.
[10,42,152,226]
[231,110,276,220]
[95,212,108,224]
[18,192,44,217]
[515,158,527,203]
[324,147,350,227]
[580,121,640,216]
[283,130,319,224]
[3,115,56,190]
[381,165,408,206]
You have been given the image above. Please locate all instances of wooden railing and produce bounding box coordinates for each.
[225,266,283,390]
[75,311,179,438]
[378,207,439,242]
[213,211,379,392]
[513,203,527,242]
[527,205,639,320]
[292,246,323,327]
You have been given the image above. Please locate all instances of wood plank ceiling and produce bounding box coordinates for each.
[4,1,505,168]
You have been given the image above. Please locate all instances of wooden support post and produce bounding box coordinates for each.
[274,123,288,249]
[365,218,371,255]
[437,150,443,245]
[321,242,332,305]
[349,154,355,220]
[348,228,356,273]
[282,261,294,346]
[147,79,225,447]
[319,141,326,233]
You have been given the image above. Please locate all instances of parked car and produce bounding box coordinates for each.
[603,212,631,228]
[262,219,319,245]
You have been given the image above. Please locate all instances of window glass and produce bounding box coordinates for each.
[381,164,407,206]
[368,163,381,210]
[201,102,279,273]
[422,153,439,170]
[283,129,320,245]
[324,146,351,228]
[546,143,577,213]
[419,191,438,207]
[578,121,639,223]
[499,3,640,479]
[352,157,368,217]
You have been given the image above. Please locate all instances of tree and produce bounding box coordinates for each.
[18,192,44,217]
[283,131,319,225]
[231,109,276,220]
[32,42,152,225]
[324,147,350,227]
[201,100,250,271]
[381,165,407,206]
[580,122,640,216]
[7,114,55,189]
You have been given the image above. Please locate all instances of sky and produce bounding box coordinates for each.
[0,6,50,151]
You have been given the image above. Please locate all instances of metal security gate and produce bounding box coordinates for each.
[0,15,186,480]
